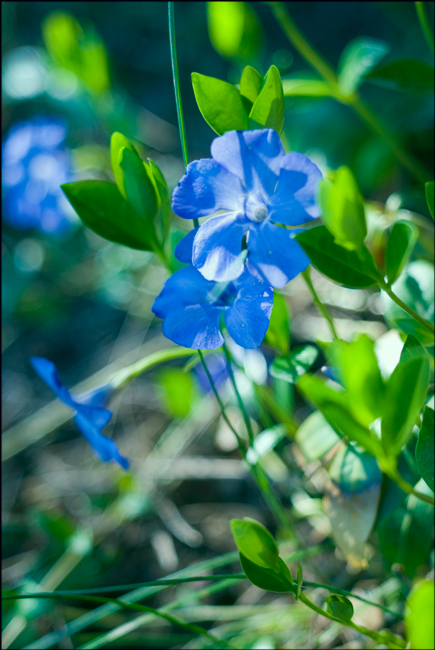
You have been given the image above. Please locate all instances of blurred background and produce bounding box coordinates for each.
[2,2,434,648]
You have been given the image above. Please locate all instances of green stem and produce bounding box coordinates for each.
[298,592,406,649]
[222,343,255,447]
[111,346,195,389]
[388,467,435,506]
[415,2,434,55]
[270,1,429,184]
[379,280,434,336]
[302,268,339,340]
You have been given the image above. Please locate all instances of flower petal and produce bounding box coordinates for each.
[192,212,248,282]
[172,159,244,220]
[246,222,310,288]
[152,266,212,319]
[162,304,224,349]
[74,412,129,469]
[225,272,273,348]
[211,129,285,196]
[268,153,322,225]
[30,356,76,409]
[174,227,199,264]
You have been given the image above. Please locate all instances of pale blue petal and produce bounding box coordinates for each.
[211,129,285,196]
[246,222,310,288]
[192,212,248,282]
[174,228,199,264]
[267,153,322,225]
[172,159,244,220]
[74,412,129,469]
[162,304,224,349]
[226,272,273,348]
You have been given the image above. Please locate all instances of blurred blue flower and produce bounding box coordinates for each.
[194,353,229,393]
[2,116,74,235]
[172,129,321,288]
[152,231,273,350]
[30,357,129,469]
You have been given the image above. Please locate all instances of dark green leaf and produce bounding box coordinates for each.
[230,518,279,569]
[385,220,418,285]
[381,341,430,456]
[270,345,318,384]
[326,594,354,621]
[192,72,249,135]
[381,260,434,346]
[416,407,434,492]
[365,59,435,93]
[295,410,341,463]
[378,479,434,578]
[318,166,367,251]
[296,562,303,600]
[264,291,291,354]
[337,37,389,95]
[295,226,380,289]
[148,158,172,242]
[426,181,434,219]
[239,553,294,593]
[240,65,263,112]
[249,65,285,133]
[61,181,155,251]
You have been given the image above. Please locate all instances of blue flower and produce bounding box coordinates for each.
[172,129,321,288]
[30,356,129,469]
[194,352,229,393]
[152,232,273,350]
[2,116,74,235]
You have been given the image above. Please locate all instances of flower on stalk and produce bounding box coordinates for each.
[152,232,273,350]
[2,116,74,234]
[30,356,129,469]
[172,129,321,288]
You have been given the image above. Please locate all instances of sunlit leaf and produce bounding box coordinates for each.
[282,76,335,97]
[192,72,249,134]
[405,580,435,649]
[158,368,197,419]
[337,37,389,95]
[240,65,263,112]
[385,220,418,285]
[207,1,263,62]
[239,553,294,593]
[148,158,172,242]
[230,517,279,569]
[249,65,285,133]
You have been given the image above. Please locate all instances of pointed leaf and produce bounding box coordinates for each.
[326,594,354,621]
[295,226,380,288]
[385,220,418,285]
[240,65,263,111]
[119,148,158,221]
[110,132,137,198]
[192,72,249,135]
[249,65,284,133]
[239,553,295,593]
[230,518,279,569]
[416,407,434,492]
[337,37,389,95]
[148,158,172,241]
[61,181,154,251]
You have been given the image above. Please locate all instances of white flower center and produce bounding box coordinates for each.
[245,194,268,223]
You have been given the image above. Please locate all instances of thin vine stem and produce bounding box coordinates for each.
[388,468,435,506]
[379,280,434,336]
[415,2,434,55]
[302,268,339,340]
[269,1,429,184]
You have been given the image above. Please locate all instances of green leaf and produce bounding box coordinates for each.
[318,166,367,251]
[366,59,435,93]
[282,77,335,97]
[264,291,291,354]
[330,335,385,428]
[240,65,263,112]
[249,65,285,133]
[337,37,389,95]
[158,368,197,419]
[206,1,263,62]
[230,517,279,569]
[326,594,354,622]
[325,444,382,568]
[385,220,419,285]
[239,553,294,593]
[296,562,303,600]
[270,345,318,384]
[246,424,287,465]
[297,373,384,457]
[405,580,435,650]
[119,148,159,223]
[61,181,155,251]
[426,181,434,219]
[192,72,249,135]
[148,158,172,242]
[416,407,434,492]
[295,410,341,463]
[381,340,430,456]
[110,132,137,198]
[378,479,434,578]
[295,226,379,289]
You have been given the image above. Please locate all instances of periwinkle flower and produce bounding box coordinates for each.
[2,116,74,235]
[30,357,129,469]
[172,129,321,288]
[152,231,273,350]
[194,352,229,393]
